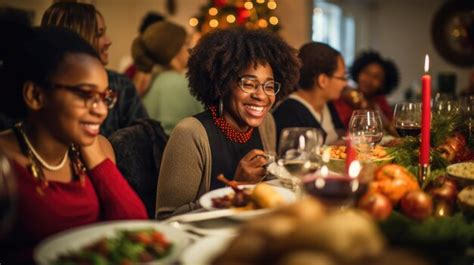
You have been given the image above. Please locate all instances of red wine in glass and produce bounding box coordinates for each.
[395,125,421,137]
[303,175,367,208]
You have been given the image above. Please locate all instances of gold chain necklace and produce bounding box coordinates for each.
[18,123,69,171]
[14,123,88,195]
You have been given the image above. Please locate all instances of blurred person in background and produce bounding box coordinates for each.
[137,21,203,135]
[41,1,149,137]
[124,11,166,96]
[460,70,474,97]
[334,50,399,136]
[273,42,347,144]
[0,27,146,264]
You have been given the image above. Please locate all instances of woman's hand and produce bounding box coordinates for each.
[79,135,116,169]
[234,149,268,183]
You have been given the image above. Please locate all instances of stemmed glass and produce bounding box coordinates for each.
[277,128,323,196]
[393,102,422,137]
[348,110,383,156]
[433,99,460,116]
[461,95,474,137]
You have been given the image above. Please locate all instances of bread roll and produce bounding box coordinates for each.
[251,183,285,208]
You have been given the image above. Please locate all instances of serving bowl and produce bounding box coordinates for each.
[447,162,474,188]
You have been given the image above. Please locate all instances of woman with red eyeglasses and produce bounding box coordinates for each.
[0,27,147,264]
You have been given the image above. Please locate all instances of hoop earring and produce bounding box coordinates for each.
[218,98,224,117]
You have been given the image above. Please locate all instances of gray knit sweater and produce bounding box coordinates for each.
[155,114,276,219]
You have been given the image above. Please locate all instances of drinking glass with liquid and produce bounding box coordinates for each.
[349,110,384,148]
[303,159,371,210]
[393,102,422,137]
[277,127,323,195]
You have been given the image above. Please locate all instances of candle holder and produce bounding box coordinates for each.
[418,163,431,185]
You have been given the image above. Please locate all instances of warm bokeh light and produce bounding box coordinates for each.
[256,0,265,3]
[267,1,277,9]
[209,19,219,28]
[258,19,268,28]
[226,14,236,23]
[208,7,218,16]
[189,17,199,27]
[244,1,254,10]
[269,16,279,25]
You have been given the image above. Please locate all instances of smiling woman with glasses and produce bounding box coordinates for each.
[273,42,347,145]
[0,27,147,263]
[155,28,300,219]
[41,1,149,137]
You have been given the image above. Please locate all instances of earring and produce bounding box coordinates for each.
[218,98,224,117]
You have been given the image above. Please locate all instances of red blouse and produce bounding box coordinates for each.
[0,159,147,263]
[333,95,394,129]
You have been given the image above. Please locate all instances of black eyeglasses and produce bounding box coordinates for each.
[50,83,117,109]
[331,74,350,82]
[238,77,281,96]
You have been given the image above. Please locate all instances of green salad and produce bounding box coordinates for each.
[52,229,173,265]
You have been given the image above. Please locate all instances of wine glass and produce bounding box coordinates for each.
[348,110,383,155]
[433,99,460,116]
[460,95,474,137]
[303,160,370,210]
[277,128,323,195]
[393,102,422,137]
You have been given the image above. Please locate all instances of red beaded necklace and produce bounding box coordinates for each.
[209,105,254,144]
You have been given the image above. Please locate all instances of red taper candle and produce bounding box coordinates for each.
[420,54,431,165]
[345,133,357,175]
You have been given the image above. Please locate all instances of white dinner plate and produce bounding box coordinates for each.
[34,220,192,265]
[199,184,296,220]
[180,236,234,265]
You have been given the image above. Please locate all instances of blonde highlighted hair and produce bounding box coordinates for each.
[41,1,97,45]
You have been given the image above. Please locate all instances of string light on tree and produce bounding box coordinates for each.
[269,16,278,25]
[189,17,199,27]
[191,0,281,34]
[244,1,254,9]
[209,7,218,16]
[226,14,236,23]
[267,0,277,9]
[209,18,219,27]
[258,19,268,28]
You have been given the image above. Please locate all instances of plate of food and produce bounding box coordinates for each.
[199,181,296,220]
[447,162,474,188]
[180,236,234,265]
[34,220,191,265]
[321,145,393,173]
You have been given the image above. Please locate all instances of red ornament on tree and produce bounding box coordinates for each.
[236,7,249,25]
[214,0,226,7]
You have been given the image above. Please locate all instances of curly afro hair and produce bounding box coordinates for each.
[186,28,300,106]
[350,50,399,95]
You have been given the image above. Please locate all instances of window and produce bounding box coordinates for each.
[312,0,355,65]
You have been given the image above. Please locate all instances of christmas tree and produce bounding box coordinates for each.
[189,0,280,34]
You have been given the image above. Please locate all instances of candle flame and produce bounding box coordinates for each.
[424,54,429,73]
